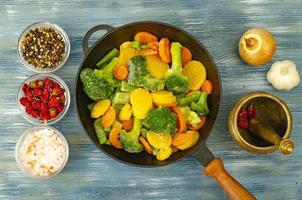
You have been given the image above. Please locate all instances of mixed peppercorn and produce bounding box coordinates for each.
[19,78,66,121]
[20,27,65,69]
[237,104,256,129]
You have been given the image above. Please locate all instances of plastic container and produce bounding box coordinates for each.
[17,73,70,125]
[15,126,69,179]
[17,21,70,73]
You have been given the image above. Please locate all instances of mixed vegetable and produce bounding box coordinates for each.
[80,31,213,160]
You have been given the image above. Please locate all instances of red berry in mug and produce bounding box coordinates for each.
[247,105,256,120]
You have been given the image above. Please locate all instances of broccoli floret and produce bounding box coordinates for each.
[128,56,165,91]
[191,92,210,115]
[80,68,114,101]
[177,91,201,107]
[180,106,201,127]
[120,118,143,153]
[95,57,120,87]
[143,107,177,134]
[165,42,189,94]
[142,75,165,91]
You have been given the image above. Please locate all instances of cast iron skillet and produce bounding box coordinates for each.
[75,21,256,200]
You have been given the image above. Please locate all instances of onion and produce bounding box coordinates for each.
[239,28,276,66]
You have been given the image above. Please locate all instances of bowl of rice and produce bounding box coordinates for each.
[15,126,69,178]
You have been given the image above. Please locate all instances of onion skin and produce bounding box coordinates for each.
[239,28,276,66]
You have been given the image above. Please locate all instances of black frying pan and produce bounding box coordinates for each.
[75,21,256,200]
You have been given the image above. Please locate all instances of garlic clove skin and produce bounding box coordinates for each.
[239,28,276,66]
[267,60,300,91]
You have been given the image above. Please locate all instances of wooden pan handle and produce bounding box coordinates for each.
[204,158,257,200]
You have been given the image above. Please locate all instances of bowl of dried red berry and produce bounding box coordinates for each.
[17,73,70,125]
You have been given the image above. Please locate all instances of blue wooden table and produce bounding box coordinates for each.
[0,0,301,199]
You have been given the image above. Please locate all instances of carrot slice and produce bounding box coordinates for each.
[139,49,158,56]
[101,106,116,128]
[159,38,171,63]
[113,64,128,80]
[109,127,122,149]
[189,116,206,131]
[139,136,152,154]
[122,119,133,131]
[134,32,158,44]
[170,106,187,133]
[148,41,159,50]
[201,80,213,95]
[181,47,192,66]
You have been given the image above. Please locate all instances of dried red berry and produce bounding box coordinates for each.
[40,110,49,120]
[22,83,29,92]
[59,94,66,104]
[53,82,61,89]
[33,88,42,96]
[40,102,48,112]
[44,78,53,86]
[31,100,40,110]
[48,96,60,108]
[20,97,30,106]
[56,104,65,113]
[25,91,33,102]
[25,105,32,114]
[49,107,58,118]
[31,110,38,118]
[52,87,64,96]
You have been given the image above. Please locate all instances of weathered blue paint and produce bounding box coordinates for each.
[0,0,301,199]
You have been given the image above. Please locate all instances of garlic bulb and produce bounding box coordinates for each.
[239,28,276,66]
[267,60,300,91]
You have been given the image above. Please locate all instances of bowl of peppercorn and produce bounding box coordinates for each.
[17,73,70,125]
[18,21,70,73]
